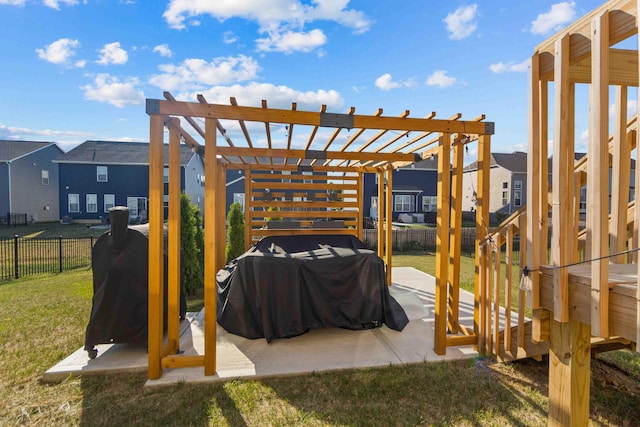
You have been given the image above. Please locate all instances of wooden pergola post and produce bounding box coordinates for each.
[434,132,451,355]
[377,168,384,259]
[473,134,491,345]
[166,118,181,356]
[384,166,393,285]
[203,118,218,376]
[147,114,165,380]
[448,135,464,332]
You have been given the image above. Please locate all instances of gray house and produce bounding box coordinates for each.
[463,151,635,219]
[462,151,528,216]
[0,140,62,223]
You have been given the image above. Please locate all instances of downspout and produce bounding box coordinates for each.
[6,161,11,215]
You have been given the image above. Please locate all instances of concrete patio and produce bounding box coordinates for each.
[44,267,484,388]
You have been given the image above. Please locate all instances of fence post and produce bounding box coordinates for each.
[59,236,63,273]
[13,235,18,279]
[90,235,94,266]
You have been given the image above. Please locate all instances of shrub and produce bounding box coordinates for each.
[180,193,203,294]
[226,202,245,262]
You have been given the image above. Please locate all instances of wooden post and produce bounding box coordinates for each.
[357,170,364,241]
[551,33,573,323]
[217,163,227,272]
[636,7,640,352]
[589,11,610,338]
[244,169,251,251]
[147,114,165,380]
[448,136,464,332]
[505,224,513,353]
[166,118,181,355]
[527,51,542,311]
[493,234,501,353]
[548,319,591,426]
[611,86,630,263]
[385,166,393,285]
[434,133,451,355]
[474,134,491,342]
[377,169,385,259]
[203,118,218,376]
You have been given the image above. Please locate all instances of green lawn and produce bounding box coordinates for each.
[0,262,638,425]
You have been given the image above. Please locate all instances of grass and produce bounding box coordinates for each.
[1,266,639,425]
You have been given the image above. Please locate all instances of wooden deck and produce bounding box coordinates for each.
[540,263,638,343]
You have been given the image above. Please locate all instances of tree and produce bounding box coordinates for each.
[180,193,203,294]
[226,202,245,262]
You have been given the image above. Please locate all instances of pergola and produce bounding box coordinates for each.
[145,92,494,379]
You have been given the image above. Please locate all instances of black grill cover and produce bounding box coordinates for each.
[84,213,186,352]
[216,234,408,342]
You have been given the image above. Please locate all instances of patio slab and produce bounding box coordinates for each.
[43,267,481,387]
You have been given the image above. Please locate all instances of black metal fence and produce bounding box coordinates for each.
[0,236,95,282]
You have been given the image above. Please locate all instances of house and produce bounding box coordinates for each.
[363,156,439,223]
[463,151,635,220]
[54,140,204,223]
[462,151,527,217]
[0,140,63,223]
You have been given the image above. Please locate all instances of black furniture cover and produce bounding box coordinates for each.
[216,234,409,342]
[84,207,186,356]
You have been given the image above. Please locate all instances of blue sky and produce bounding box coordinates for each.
[0,1,614,154]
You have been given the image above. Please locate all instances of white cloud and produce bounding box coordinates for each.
[489,59,531,73]
[0,0,26,5]
[96,42,128,65]
[444,4,478,40]
[163,0,371,52]
[0,123,92,139]
[81,73,145,108]
[189,82,343,112]
[256,28,326,53]
[374,73,414,91]
[149,55,259,91]
[43,0,78,9]
[152,44,173,57]
[531,2,575,35]
[223,31,238,44]
[609,99,638,121]
[426,70,457,87]
[74,59,86,68]
[35,38,81,65]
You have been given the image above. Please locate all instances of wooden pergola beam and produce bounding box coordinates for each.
[216,146,419,163]
[146,99,494,135]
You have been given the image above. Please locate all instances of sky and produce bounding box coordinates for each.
[0,0,623,156]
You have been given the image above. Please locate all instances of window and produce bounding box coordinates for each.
[163,195,169,208]
[514,190,522,206]
[97,166,108,182]
[104,194,115,212]
[164,167,169,184]
[302,171,312,183]
[86,194,97,213]
[394,194,414,212]
[580,187,587,211]
[502,191,508,206]
[514,180,522,190]
[422,195,438,212]
[282,170,291,183]
[233,193,245,211]
[68,194,80,213]
[41,170,49,185]
[502,181,508,189]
